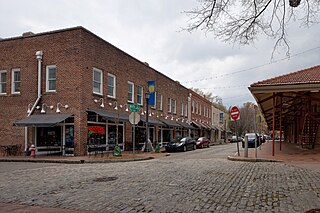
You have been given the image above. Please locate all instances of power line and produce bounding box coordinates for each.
[183,46,320,84]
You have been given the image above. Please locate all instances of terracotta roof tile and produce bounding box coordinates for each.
[250,65,320,87]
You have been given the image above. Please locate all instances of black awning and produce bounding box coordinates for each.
[202,123,213,130]
[176,121,196,129]
[159,119,181,128]
[191,121,202,129]
[87,108,128,122]
[140,116,164,125]
[15,114,73,127]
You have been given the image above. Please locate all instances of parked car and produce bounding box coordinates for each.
[165,137,196,152]
[196,137,210,148]
[230,136,240,143]
[242,133,260,148]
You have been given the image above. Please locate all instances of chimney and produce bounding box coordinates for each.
[22,32,34,37]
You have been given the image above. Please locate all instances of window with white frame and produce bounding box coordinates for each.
[93,68,102,95]
[196,102,198,114]
[199,104,202,115]
[192,100,195,113]
[158,93,163,110]
[46,65,57,92]
[172,99,176,114]
[181,102,184,116]
[167,97,171,113]
[11,68,20,94]
[107,73,116,98]
[137,85,143,105]
[128,81,134,103]
[185,103,188,117]
[0,71,6,94]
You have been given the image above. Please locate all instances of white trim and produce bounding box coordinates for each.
[11,68,20,94]
[167,97,171,113]
[172,99,176,114]
[46,65,57,92]
[107,73,116,98]
[158,93,163,110]
[93,67,103,95]
[181,102,184,116]
[137,85,143,105]
[0,70,7,95]
[128,81,134,103]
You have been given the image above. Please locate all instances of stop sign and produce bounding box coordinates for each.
[230,106,240,121]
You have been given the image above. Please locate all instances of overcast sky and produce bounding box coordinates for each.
[1,0,319,107]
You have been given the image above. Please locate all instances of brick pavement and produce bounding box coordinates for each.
[0,143,320,212]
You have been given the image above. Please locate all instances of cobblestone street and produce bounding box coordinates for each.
[0,144,319,212]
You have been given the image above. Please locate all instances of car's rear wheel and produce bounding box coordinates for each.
[201,144,204,149]
[193,144,196,150]
[183,145,187,152]
[207,143,210,148]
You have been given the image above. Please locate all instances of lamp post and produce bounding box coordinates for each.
[145,92,150,152]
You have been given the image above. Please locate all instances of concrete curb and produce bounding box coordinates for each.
[0,156,155,164]
[227,156,283,163]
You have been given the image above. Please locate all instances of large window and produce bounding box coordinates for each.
[158,93,163,110]
[137,85,143,105]
[167,98,171,113]
[192,100,195,113]
[196,102,199,114]
[93,68,103,95]
[0,70,6,95]
[11,68,20,94]
[172,99,176,114]
[107,73,116,98]
[128,81,134,103]
[185,104,188,117]
[181,102,184,116]
[46,65,57,92]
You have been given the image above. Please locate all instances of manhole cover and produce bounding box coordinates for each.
[93,176,118,182]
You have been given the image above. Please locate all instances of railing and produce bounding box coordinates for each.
[0,144,22,156]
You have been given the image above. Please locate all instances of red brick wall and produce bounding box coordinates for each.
[0,27,205,155]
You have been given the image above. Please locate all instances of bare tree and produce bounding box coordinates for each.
[185,0,320,56]
[191,88,227,111]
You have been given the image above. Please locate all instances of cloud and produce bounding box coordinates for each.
[1,0,319,108]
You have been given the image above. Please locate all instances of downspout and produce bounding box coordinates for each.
[24,51,43,151]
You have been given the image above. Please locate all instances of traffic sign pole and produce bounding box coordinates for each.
[133,112,135,154]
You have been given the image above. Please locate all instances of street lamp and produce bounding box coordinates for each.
[109,101,121,156]
[145,92,150,152]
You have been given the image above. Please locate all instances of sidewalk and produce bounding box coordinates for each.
[0,150,169,164]
[228,140,320,169]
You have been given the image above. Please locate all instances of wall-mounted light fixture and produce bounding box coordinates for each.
[94,98,105,108]
[56,103,69,113]
[39,103,54,114]
[27,103,33,114]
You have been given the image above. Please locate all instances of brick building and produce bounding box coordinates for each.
[0,26,217,156]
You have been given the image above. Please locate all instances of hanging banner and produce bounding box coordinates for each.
[148,80,155,105]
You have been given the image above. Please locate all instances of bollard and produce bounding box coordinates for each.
[244,136,248,158]
[30,144,36,158]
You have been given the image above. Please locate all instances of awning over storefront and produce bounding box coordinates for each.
[159,119,181,128]
[140,116,164,125]
[191,121,208,129]
[15,114,73,127]
[202,123,213,130]
[87,108,129,122]
[176,121,196,129]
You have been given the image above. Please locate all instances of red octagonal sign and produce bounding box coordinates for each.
[230,106,240,121]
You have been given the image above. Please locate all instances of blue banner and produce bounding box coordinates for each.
[148,81,155,105]
[219,112,224,124]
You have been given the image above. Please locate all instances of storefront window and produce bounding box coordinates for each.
[37,126,62,147]
[108,124,124,150]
